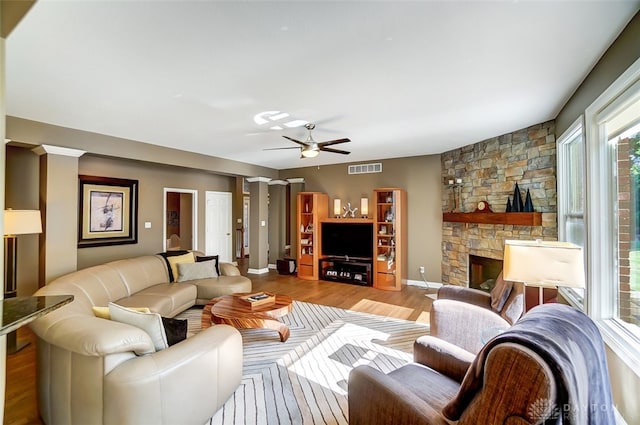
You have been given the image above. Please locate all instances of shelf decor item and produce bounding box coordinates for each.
[506,197,512,212]
[511,182,524,212]
[342,202,358,218]
[474,200,492,212]
[524,189,534,212]
[238,292,276,309]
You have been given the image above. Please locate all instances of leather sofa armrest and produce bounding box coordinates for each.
[104,325,243,424]
[437,285,492,309]
[413,335,474,383]
[219,262,241,276]
[348,365,449,425]
[30,314,156,356]
[431,299,511,354]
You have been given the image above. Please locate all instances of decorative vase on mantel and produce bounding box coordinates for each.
[506,197,512,212]
[524,189,534,212]
[512,183,524,212]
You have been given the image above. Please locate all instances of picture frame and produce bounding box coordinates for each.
[78,175,139,248]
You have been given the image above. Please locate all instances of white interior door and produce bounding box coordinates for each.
[205,191,233,263]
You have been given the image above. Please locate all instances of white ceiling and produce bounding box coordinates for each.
[6,0,640,170]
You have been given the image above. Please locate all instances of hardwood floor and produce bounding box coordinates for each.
[4,263,436,424]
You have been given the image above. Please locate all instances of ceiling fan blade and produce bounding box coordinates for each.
[282,135,308,147]
[263,146,301,151]
[318,138,351,148]
[320,147,351,155]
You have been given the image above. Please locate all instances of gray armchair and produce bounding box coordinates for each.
[348,304,615,425]
[431,271,524,354]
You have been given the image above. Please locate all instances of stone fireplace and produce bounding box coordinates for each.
[441,121,558,287]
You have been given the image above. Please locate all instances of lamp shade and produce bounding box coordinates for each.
[503,239,585,289]
[360,198,369,216]
[333,199,341,216]
[4,210,42,236]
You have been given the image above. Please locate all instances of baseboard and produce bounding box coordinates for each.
[247,267,270,275]
[615,408,628,425]
[407,279,443,289]
[268,263,276,269]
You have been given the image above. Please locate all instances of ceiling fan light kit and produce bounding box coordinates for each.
[266,122,351,159]
[301,144,320,158]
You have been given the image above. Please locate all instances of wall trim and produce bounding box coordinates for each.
[407,279,443,289]
[32,144,85,157]
[286,178,305,184]
[248,267,269,275]
[246,176,271,183]
[268,179,288,186]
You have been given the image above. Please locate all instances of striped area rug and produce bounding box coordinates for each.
[176,301,429,425]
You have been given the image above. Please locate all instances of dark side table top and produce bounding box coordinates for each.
[1,295,73,336]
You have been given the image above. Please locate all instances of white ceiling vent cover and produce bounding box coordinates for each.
[348,163,382,175]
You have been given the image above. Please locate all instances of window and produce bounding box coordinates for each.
[557,118,586,306]
[583,57,640,366]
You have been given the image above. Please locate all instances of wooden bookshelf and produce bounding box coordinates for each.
[373,188,407,291]
[296,192,328,280]
[442,212,542,226]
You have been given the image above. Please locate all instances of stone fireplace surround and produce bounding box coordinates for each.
[441,121,558,287]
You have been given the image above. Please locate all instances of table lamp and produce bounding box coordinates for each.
[4,209,43,353]
[503,239,585,307]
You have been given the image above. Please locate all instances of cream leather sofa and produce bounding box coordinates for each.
[29,254,252,425]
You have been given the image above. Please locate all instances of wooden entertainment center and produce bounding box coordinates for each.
[296,188,407,291]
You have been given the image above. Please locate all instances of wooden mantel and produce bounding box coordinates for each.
[442,212,542,226]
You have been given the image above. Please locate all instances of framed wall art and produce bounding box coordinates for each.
[78,175,139,248]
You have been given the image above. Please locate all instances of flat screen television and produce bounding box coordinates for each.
[321,222,373,259]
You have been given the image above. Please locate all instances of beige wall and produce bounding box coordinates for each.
[7,117,279,180]
[279,155,443,283]
[77,155,234,269]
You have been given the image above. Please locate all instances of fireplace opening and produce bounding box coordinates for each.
[468,255,503,292]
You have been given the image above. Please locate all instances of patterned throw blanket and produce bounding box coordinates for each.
[443,304,615,424]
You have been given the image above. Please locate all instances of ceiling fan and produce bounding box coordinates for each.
[264,123,351,158]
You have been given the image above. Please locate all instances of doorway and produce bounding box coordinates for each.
[205,191,233,263]
[163,188,198,251]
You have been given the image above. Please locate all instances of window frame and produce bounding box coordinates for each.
[557,116,586,310]
[582,55,640,373]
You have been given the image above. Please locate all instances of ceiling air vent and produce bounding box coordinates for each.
[348,162,382,175]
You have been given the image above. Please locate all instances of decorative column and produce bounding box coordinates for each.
[268,180,288,268]
[246,177,270,274]
[32,144,86,285]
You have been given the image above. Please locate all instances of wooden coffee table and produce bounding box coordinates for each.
[201,293,293,342]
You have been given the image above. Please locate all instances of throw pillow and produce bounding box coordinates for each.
[108,302,168,352]
[92,306,150,320]
[196,255,220,276]
[161,317,188,346]
[157,250,192,282]
[490,272,513,313]
[166,252,195,282]
[177,260,218,282]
